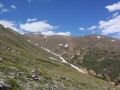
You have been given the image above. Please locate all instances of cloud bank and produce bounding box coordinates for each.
[98,1,120,38]
[105,1,120,12]
[0,20,71,36]
[0,1,16,14]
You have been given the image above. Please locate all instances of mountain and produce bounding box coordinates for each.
[25,33,120,87]
[0,24,119,90]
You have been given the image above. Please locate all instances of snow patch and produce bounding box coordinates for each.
[59,44,63,46]
[64,44,68,48]
[49,57,57,61]
[20,33,25,35]
[70,64,86,74]
[59,43,69,48]
[111,40,116,42]
[97,36,101,39]
[35,44,39,46]
[3,25,8,28]
[27,40,31,42]
[59,56,68,63]
[41,47,86,74]
[41,47,67,63]
[76,53,80,56]
[44,36,47,38]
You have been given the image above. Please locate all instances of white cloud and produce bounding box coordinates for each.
[79,27,85,30]
[41,31,71,36]
[97,2,120,38]
[0,2,16,14]
[0,20,21,32]
[79,26,97,32]
[91,31,95,34]
[20,20,71,36]
[10,5,16,9]
[41,31,58,35]
[20,20,56,32]
[0,19,71,36]
[105,1,120,12]
[112,12,119,17]
[0,2,8,14]
[99,15,120,35]
[87,25,97,30]
[55,32,71,36]
[0,2,4,9]
[27,18,37,22]
[0,8,9,14]
[113,33,120,38]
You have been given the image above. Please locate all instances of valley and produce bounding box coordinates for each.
[0,24,119,90]
[25,33,120,87]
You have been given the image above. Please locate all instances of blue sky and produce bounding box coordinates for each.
[0,0,120,37]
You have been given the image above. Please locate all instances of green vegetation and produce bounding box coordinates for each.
[0,25,119,90]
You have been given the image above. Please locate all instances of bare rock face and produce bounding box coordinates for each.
[88,69,96,76]
[110,82,115,86]
[96,74,103,78]
[0,79,11,90]
[21,83,32,90]
[31,68,41,81]
[116,84,120,88]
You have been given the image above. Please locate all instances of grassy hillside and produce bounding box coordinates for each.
[69,36,120,85]
[0,25,119,90]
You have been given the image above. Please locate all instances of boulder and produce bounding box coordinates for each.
[0,57,3,61]
[88,69,96,76]
[0,79,11,90]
